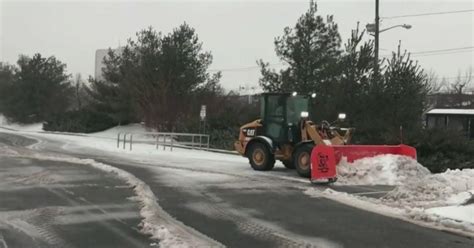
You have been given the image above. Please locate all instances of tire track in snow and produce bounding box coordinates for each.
[45,187,147,247]
[0,207,71,248]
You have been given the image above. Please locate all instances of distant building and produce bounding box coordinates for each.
[94,47,123,81]
[425,108,474,139]
[427,93,474,109]
[94,49,108,81]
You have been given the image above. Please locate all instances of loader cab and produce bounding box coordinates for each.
[260,93,309,145]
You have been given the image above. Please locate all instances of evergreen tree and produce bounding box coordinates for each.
[376,43,429,142]
[321,23,374,122]
[0,63,17,114]
[91,24,220,130]
[258,0,341,94]
[1,54,72,123]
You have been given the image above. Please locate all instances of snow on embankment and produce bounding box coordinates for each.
[1,150,222,247]
[0,114,43,132]
[0,114,156,143]
[90,124,155,140]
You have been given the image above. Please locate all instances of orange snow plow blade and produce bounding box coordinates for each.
[310,144,417,182]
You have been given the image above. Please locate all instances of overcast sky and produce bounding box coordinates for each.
[1,0,473,92]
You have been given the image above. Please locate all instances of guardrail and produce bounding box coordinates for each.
[117,132,210,151]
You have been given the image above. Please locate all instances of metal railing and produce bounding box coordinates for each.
[117,132,210,151]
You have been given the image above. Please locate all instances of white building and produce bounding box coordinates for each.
[94,47,123,81]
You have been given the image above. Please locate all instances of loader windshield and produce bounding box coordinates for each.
[287,96,308,124]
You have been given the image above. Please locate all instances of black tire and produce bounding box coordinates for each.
[282,160,295,169]
[247,142,275,171]
[293,144,314,178]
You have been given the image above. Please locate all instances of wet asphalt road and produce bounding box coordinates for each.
[1,132,473,248]
[0,135,151,248]
[96,158,474,248]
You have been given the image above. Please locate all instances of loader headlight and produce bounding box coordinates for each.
[301,111,309,118]
[338,113,346,120]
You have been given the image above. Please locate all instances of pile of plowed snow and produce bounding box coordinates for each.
[334,154,474,226]
[336,154,430,185]
[382,169,474,209]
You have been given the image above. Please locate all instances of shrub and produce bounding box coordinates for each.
[43,109,117,133]
[410,129,474,173]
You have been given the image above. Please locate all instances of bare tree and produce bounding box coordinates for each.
[451,67,472,94]
[446,67,473,107]
[425,70,446,94]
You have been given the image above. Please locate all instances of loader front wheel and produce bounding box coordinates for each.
[293,144,313,178]
[247,143,275,171]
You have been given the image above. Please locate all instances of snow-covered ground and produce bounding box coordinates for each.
[0,115,43,132]
[1,117,473,238]
[320,154,474,235]
[0,117,225,247]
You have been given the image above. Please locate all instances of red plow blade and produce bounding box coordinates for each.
[310,144,417,182]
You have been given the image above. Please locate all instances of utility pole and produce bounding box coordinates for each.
[374,0,380,79]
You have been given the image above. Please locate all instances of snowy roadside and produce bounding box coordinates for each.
[307,155,474,237]
[1,118,473,238]
[0,116,225,247]
[0,145,223,247]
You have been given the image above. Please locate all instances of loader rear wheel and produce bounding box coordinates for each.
[293,144,313,178]
[247,143,275,171]
[282,160,295,169]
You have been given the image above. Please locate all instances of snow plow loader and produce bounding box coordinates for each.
[234,93,417,183]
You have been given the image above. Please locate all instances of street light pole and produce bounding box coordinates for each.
[374,0,380,79]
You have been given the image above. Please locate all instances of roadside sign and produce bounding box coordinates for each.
[200,105,206,120]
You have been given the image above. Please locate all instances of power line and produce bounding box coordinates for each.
[410,46,474,55]
[380,46,474,57]
[213,46,474,71]
[412,49,474,57]
[440,75,473,80]
[382,9,474,19]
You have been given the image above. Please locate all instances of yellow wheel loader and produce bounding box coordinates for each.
[234,93,417,183]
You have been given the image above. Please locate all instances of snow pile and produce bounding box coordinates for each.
[317,154,474,234]
[382,169,474,209]
[336,155,430,185]
[305,188,474,237]
[381,168,474,227]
